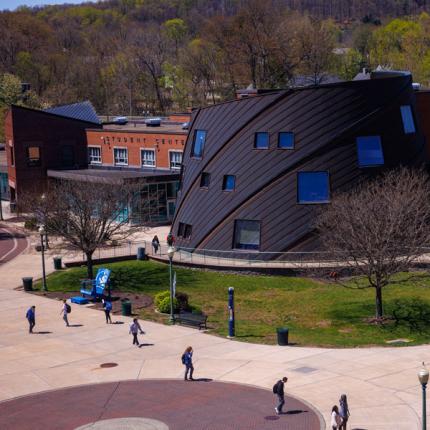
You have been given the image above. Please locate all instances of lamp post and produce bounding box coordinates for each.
[39,225,47,291]
[167,246,175,323]
[419,362,429,430]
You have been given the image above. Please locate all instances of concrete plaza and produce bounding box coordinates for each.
[0,239,429,429]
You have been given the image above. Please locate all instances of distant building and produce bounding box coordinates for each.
[5,101,190,224]
[172,71,428,254]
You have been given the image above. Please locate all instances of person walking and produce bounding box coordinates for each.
[273,376,288,415]
[339,394,350,430]
[182,346,194,381]
[152,235,160,255]
[26,305,36,333]
[331,405,342,429]
[60,299,70,327]
[129,318,144,346]
[102,299,112,324]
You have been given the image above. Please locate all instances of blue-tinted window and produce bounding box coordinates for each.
[222,175,235,191]
[233,220,260,250]
[298,172,330,204]
[278,132,294,149]
[356,136,384,167]
[254,132,269,149]
[191,130,207,158]
[400,105,415,134]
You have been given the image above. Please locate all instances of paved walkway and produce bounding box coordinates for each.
[0,245,429,429]
[0,380,321,430]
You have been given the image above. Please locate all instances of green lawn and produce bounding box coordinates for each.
[34,260,430,347]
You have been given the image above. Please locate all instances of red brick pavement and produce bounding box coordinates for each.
[0,380,322,430]
[0,224,28,264]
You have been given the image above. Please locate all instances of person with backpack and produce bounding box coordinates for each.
[339,394,350,429]
[182,346,194,381]
[102,299,112,324]
[60,299,70,327]
[273,376,288,415]
[129,318,144,346]
[26,305,36,333]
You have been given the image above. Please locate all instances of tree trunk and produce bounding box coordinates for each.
[375,286,383,319]
[86,252,94,279]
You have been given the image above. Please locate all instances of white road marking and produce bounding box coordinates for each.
[0,227,19,263]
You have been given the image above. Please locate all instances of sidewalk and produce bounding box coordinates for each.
[0,250,428,429]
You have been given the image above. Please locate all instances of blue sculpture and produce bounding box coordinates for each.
[80,268,111,300]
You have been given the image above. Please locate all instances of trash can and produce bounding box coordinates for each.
[276,327,289,346]
[22,277,33,291]
[137,247,145,260]
[53,257,62,270]
[121,299,132,316]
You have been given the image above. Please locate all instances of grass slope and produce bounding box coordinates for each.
[34,260,430,347]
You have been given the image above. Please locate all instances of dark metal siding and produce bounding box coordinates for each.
[173,75,427,254]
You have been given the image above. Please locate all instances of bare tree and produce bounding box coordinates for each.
[316,168,430,321]
[22,179,142,279]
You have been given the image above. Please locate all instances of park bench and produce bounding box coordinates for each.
[173,312,208,330]
[80,268,111,300]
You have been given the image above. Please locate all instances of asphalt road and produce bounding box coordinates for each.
[0,224,28,265]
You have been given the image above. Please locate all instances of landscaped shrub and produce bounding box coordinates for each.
[154,290,170,309]
[24,218,38,231]
[175,292,189,311]
[158,296,179,314]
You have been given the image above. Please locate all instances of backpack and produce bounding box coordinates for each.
[181,353,186,365]
[65,303,71,314]
[272,381,280,394]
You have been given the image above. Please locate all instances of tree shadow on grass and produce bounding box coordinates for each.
[388,297,430,334]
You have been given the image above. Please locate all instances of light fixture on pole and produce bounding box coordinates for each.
[419,362,429,430]
[167,246,175,323]
[38,225,47,291]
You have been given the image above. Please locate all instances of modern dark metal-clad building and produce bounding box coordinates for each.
[172,72,427,255]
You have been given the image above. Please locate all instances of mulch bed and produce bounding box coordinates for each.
[23,290,153,315]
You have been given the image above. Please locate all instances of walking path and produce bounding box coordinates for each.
[0,244,428,429]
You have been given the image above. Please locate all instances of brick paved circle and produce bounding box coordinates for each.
[0,380,323,430]
[75,417,169,430]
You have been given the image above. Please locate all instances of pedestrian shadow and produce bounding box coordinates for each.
[138,343,154,348]
[68,324,83,327]
[193,378,212,382]
[112,321,124,325]
[35,331,52,334]
[286,410,308,415]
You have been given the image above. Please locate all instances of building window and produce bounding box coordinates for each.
[191,130,207,158]
[178,222,192,239]
[297,172,330,204]
[400,105,416,134]
[27,146,41,167]
[88,147,101,164]
[141,149,155,167]
[278,132,294,149]
[184,224,192,239]
[169,151,182,169]
[233,220,261,250]
[222,175,235,191]
[10,146,14,166]
[114,147,128,165]
[254,132,269,149]
[200,172,210,188]
[356,136,384,167]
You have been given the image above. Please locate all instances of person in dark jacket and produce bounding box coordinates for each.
[103,299,112,324]
[339,394,350,430]
[183,346,194,381]
[151,235,160,254]
[274,376,288,415]
[26,305,36,333]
